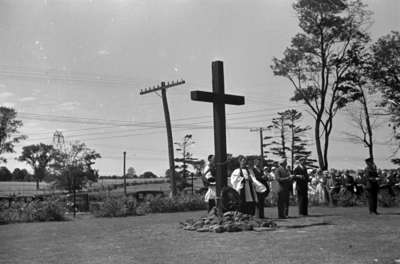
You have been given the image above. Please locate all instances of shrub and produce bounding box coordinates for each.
[378,188,399,207]
[91,194,207,217]
[147,194,207,213]
[91,195,141,217]
[0,198,67,224]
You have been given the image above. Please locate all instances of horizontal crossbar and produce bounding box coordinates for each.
[191,91,245,105]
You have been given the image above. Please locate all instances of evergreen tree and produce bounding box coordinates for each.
[264,109,315,169]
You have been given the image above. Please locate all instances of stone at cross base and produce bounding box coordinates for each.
[191,60,245,217]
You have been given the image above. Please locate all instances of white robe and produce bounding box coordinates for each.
[203,164,216,202]
[230,168,267,202]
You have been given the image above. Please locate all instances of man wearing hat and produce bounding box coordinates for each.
[293,157,310,216]
[364,158,380,214]
[274,159,293,219]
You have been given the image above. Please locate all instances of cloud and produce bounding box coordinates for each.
[32,89,41,95]
[19,97,37,102]
[0,92,14,99]
[98,49,110,56]
[57,101,80,111]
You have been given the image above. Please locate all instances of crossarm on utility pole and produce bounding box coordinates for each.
[140,80,185,197]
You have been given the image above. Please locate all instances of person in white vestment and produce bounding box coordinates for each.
[203,155,216,212]
[230,155,267,216]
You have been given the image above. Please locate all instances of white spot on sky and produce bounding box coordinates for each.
[32,89,41,95]
[174,67,179,72]
[58,101,80,111]
[19,97,37,102]
[98,49,110,56]
[0,92,13,98]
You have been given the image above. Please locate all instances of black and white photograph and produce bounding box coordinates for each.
[0,0,399,263]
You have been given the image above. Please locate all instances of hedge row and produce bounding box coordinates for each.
[0,198,67,224]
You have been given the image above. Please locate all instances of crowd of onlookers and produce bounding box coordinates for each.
[267,167,400,206]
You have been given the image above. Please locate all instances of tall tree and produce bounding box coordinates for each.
[18,143,57,190]
[174,134,196,180]
[337,40,377,161]
[266,112,290,160]
[11,168,31,182]
[285,109,316,169]
[368,31,400,164]
[0,107,26,163]
[265,109,315,170]
[271,0,371,169]
[0,166,12,181]
[52,141,101,191]
[126,167,137,178]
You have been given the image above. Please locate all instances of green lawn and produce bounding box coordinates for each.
[1,206,399,264]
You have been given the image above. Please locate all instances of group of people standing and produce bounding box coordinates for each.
[203,155,381,218]
[203,155,310,219]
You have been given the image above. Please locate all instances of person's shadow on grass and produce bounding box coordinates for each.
[380,212,400,216]
[283,221,333,229]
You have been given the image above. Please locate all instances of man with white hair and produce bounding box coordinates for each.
[231,155,267,216]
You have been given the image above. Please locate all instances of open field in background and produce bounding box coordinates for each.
[0,177,205,196]
[0,182,52,196]
[1,207,399,264]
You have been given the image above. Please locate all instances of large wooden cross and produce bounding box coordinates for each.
[191,61,245,216]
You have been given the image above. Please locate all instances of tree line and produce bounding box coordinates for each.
[0,109,101,191]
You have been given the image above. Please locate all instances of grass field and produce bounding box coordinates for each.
[1,206,399,264]
[0,178,202,196]
[0,182,52,196]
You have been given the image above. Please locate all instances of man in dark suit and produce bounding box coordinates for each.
[364,158,380,214]
[252,158,269,218]
[293,157,309,216]
[275,159,292,219]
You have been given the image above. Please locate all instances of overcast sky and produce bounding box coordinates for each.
[0,0,399,176]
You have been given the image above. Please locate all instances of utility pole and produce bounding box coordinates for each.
[123,151,127,196]
[140,80,185,197]
[250,127,269,166]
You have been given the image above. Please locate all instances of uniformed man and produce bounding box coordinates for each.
[293,157,309,216]
[275,159,293,219]
[364,158,380,215]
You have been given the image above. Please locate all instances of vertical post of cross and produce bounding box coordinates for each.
[212,61,227,215]
[191,60,244,216]
[123,151,127,196]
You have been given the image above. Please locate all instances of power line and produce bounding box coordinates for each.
[19,104,306,132]
[24,111,286,141]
